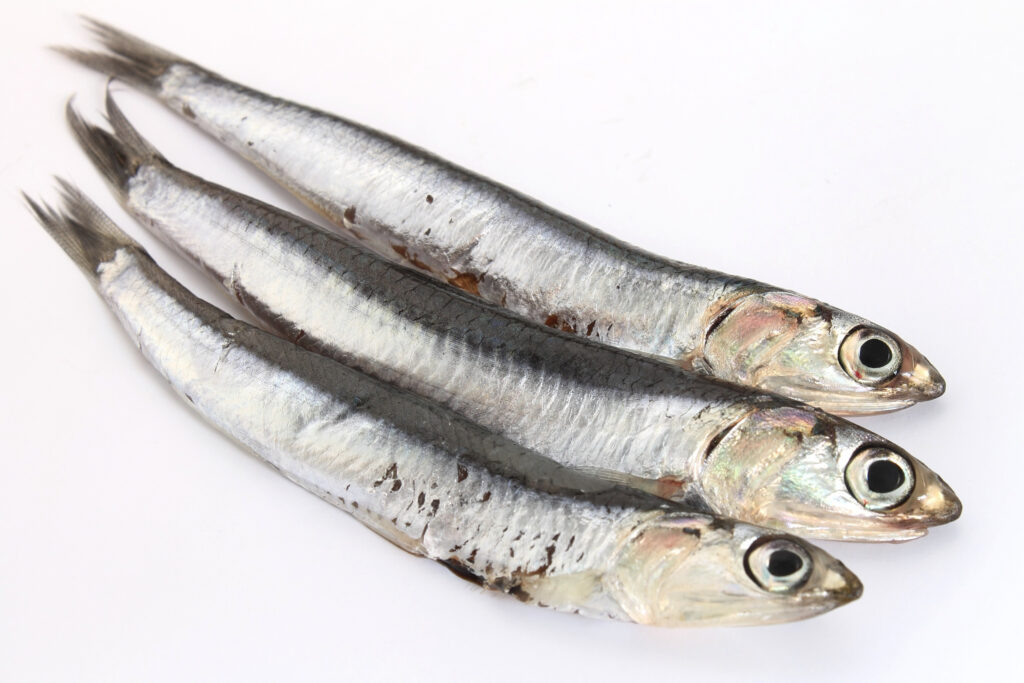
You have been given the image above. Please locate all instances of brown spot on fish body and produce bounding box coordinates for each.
[480,491,491,502]
[507,584,530,602]
[391,243,434,272]
[343,206,356,223]
[655,475,688,499]
[181,103,196,119]
[586,321,596,336]
[466,548,478,564]
[430,499,440,514]
[526,545,557,576]
[448,271,481,296]
[426,194,434,203]
[440,558,483,586]
[373,463,399,487]
[418,492,426,507]
[456,464,468,482]
[544,313,576,333]
[391,479,402,492]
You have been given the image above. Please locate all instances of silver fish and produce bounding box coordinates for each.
[60,19,945,415]
[68,95,962,542]
[24,183,862,626]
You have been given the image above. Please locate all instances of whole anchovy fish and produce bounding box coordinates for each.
[68,95,962,542]
[60,19,946,415]
[25,184,863,626]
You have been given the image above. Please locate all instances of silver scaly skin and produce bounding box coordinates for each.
[67,96,961,542]
[60,19,946,416]
[24,184,863,626]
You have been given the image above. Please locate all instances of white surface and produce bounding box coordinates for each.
[1,2,1020,680]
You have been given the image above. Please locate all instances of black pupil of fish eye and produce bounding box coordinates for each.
[767,549,803,577]
[859,338,893,369]
[867,459,906,494]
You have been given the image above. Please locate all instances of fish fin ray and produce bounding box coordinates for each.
[65,95,164,197]
[24,181,142,280]
[55,17,187,89]
[103,85,162,160]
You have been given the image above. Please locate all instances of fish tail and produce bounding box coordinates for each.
[66,89,166,196]
[23,181,142,280]
[54,17,187,91]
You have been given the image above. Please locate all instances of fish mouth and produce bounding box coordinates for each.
[890,466,963,528]
[765,350,947,416]
[817,560,864,604]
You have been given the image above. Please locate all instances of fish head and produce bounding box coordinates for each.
[697,406,962,541]
[699,291,945,415]
[606,515,862,626]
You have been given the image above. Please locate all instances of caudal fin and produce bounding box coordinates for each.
[55,17,193,91]
[24,180,144,281]
[66,88,167,196]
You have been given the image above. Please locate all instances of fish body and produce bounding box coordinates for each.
[25,185,862,626]
[67,96,962,542]
[61,20,946,415]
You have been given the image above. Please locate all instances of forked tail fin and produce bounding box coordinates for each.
[23,180,143,281]
[66,88,167,196]
[54,17,193,91]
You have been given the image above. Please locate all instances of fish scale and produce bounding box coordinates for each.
[66,95,962,542]
[128,164,756,475]
[97,237,650,598]
[60,18,948,416]
[25,186,862,625]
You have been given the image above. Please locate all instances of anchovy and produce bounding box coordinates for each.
[68,95,961,542]
[60,19,945,415]
[24,184,862,626]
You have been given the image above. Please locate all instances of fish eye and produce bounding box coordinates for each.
[845,446,915,511]
[839,327,902,385]
[744,537,812,593]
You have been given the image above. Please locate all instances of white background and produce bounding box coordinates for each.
[2,2,1021,681]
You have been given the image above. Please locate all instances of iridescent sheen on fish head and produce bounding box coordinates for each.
[696,291,945,415]
[695,406,962,541]
[604,516,862,626]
